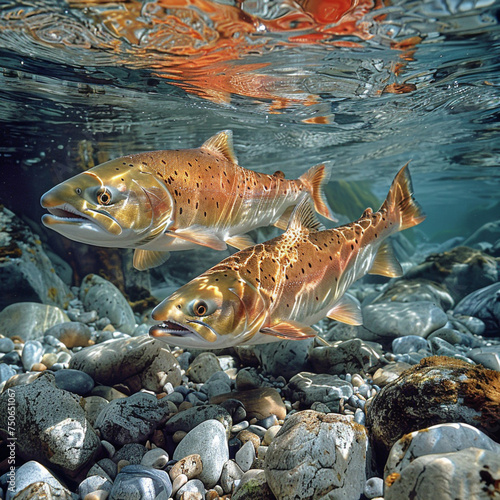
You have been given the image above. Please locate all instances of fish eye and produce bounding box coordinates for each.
[75,188,82,195]
[97,188,112,205]
[189,299,217,317]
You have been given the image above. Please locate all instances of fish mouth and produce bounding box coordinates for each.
[150,320,198,338]
[42,203,91,225]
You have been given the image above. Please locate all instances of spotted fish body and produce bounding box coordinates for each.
[150,164,425,348]
[40,130,335,270]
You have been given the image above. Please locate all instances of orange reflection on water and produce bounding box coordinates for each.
[68,0,401,107]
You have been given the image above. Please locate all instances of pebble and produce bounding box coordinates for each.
[186,352,222,383]
[235,367,262,390]
[165,404,232,436]
[141,447,169,469]
[235,440,256,472]
[392,335,429,354]
[169,454,203,481]
[210,387,287,420]
[173,420,229,488]
[0,337,15,353]
[232,469,274,500]
[44,321,93,348]
[232,420,250,433]
[84,489,110,500]
[79,475,113,498]
[220,459,244,493]
[21,339,44,371]
[112,443,147,465]
[172,473,189,495]
[468,346,500,371]
[176,479,205,500]
[0,363,16,384]
[54,368,95,395]
[263,425,281,446]
[364,477,384,499]
[109,464,172,500]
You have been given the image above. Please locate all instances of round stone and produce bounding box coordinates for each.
[141,447,169,469]
[21,340,44,371]
[109,464,172,500]
[54,368,95,395]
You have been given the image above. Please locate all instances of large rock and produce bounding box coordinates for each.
[264,410,368,500]
[366,356,500,460]
[79,274,136,334]
[357,301,447,342]
[385,447,500,500]
[164,404,232,436]
[0,206,73,310]
[454,282,500,336]
[94,391,176,446]
[0,372,100,478]
[369,278,454,310]
[253,338,314,379]
[404,246,499,302]
[0,302,69,341]
[69,336,181,391]
[308,338,382,375]
[285,372,353,412]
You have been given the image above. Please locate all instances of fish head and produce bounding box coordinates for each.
[150,271,267,348]
[40,158,173,247]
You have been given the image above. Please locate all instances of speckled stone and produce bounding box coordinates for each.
[385,447,500,500]
[169,454,203,481]
[69,336,181,390]
[80,274,136,334]
[366,356,500,460]
[0,372,100,478]
[253,338,314,379]
[210,387,287,420]
[79,474,113,498]
[44,321,93,348]
[94,392,176,446]
[220,459,244,494]
[0,302,69,341]
[308,338,382,375]
[164,404,232,436]
[265,410,368,500]
[82,396,110,427]
[232,469,275,500]
[186,352,222,383]
[113,443,147,465]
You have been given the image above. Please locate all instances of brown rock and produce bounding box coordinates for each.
[210,387,286,420]
[236,430,261,452]
[366,355,500,460]
[169,454,203,480]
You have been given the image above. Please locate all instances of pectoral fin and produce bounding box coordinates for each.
[260,321,317,340]
[133,249,170,271]
[327,294,363,325]
[226,234,255,250]
[368,241,403,278]
[169,226,227,251]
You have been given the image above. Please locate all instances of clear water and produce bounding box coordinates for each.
[1,0,499,266]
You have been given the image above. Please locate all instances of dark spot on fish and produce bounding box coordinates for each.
[204,211,207,217]
[174,170,178,176]
[375,233,378,238]
[301,268,305,274]
[286,274,289,280]
[216,202,219,208]
[196,202,199,209]
[162,159,166,164]
[316,296,319,300]
[351,244,354,250]
[188,199,190,204]
[271,277,275,282]
[185,171,188,176]
[329,256,333,260]
[115,167,119,171]
[179,208,183,215]
[188,162,192,167]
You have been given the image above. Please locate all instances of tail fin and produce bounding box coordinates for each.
[299,163,337,222]
[380,162,426,230]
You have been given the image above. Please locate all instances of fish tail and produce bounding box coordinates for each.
[381,162,426,231]
[299,163,337,221]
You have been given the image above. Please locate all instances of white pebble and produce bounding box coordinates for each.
[172,473,188,495]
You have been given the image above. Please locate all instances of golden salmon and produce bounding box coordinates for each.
[40,130,335,270]
[150,164,425,348]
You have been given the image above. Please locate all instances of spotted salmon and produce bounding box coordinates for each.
[40,130,335,270]
[150,163,425,348]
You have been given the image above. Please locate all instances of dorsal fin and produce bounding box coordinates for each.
[368,241,403,277]
[287,196,325,233]
[201,130,238,164]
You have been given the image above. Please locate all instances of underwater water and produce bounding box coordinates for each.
[0,0,499,255]
[1,1,500,498]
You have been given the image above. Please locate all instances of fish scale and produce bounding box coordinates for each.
[150,163,426,348]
